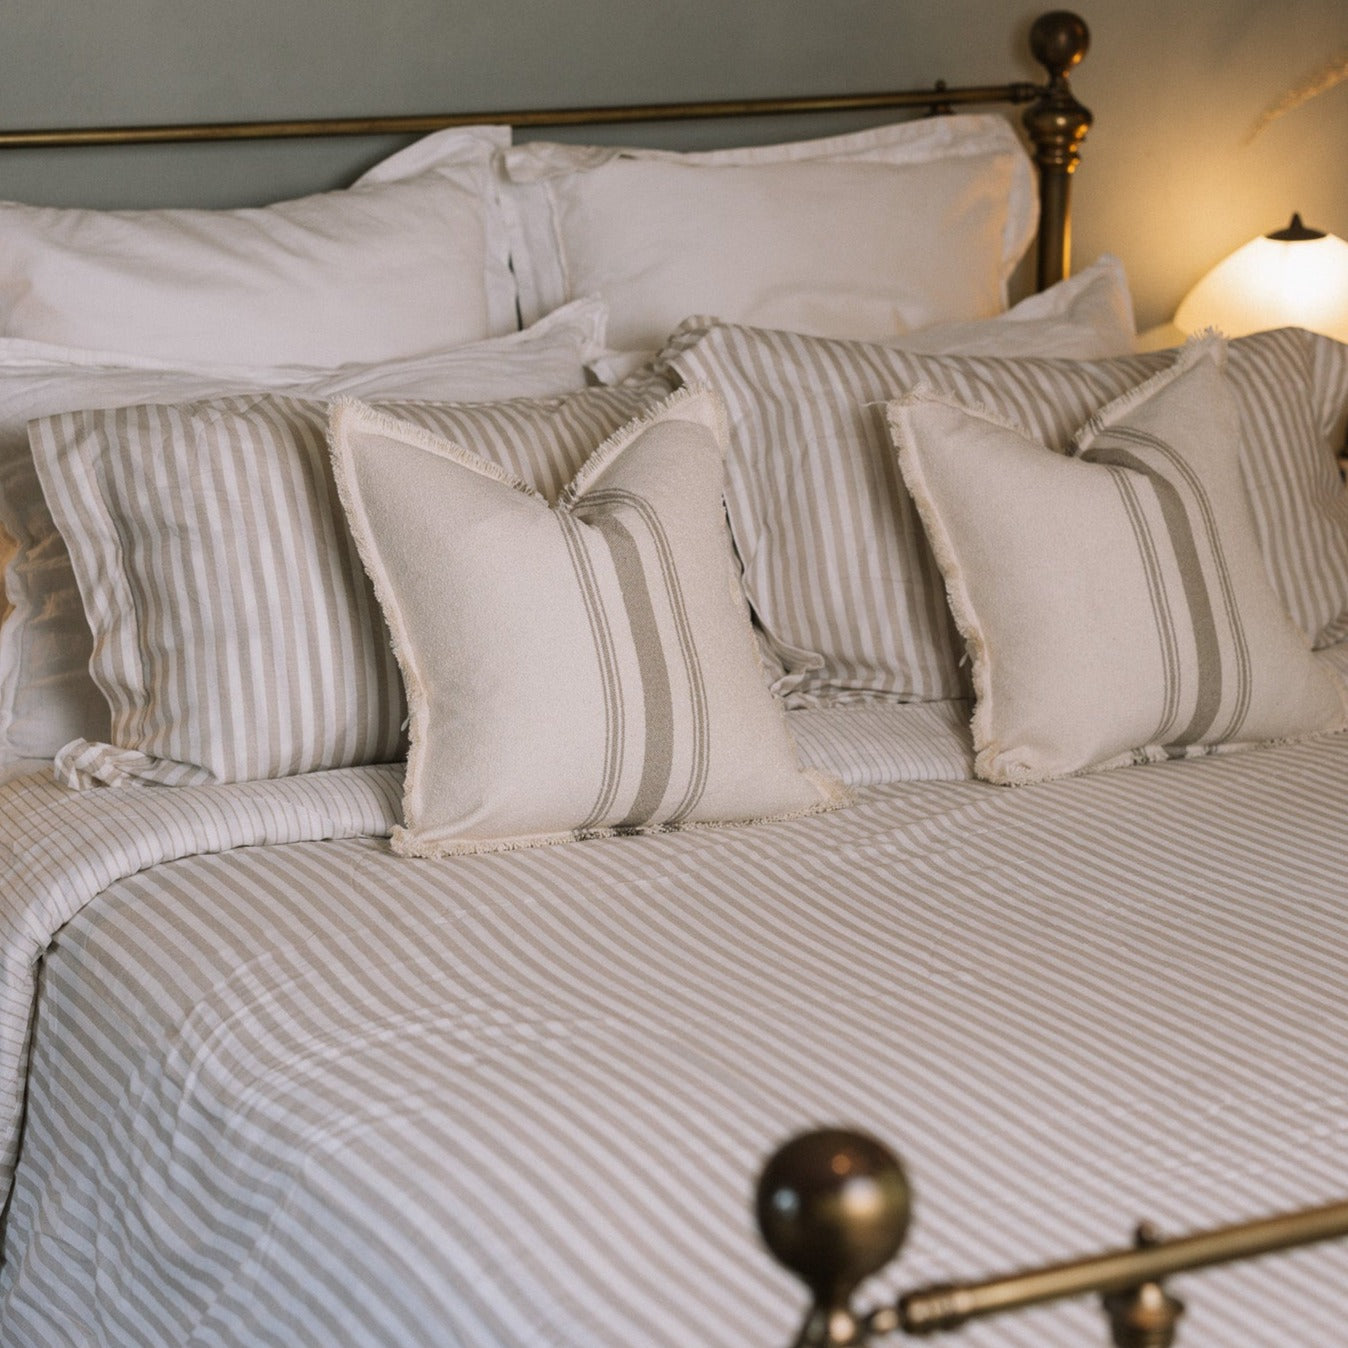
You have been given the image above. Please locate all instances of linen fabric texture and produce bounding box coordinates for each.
[0,301,610,766]
[0,126,517,367]
[667,322,1348,707]
[328,388,847,856]
[8,701,1348,1346]
[28,341,678,788]
[887,338,1348,783]
[1311,331,1348,644]
[500,114,1036,355]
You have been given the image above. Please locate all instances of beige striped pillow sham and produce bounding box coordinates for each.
[30,374,677,788]
[888,338,1348,783]
[1310,331,1348,647]
[328,387,847,855]
[668,322,1348,707]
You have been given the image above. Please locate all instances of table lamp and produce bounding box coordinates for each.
[1174,214,1348,342]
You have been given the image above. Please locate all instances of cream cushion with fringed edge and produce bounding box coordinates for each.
[886,336,1348,785]
[329,386,848,856]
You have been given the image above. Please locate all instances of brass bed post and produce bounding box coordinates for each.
[1023,10,1093,289]
[757,1129,1348,1347]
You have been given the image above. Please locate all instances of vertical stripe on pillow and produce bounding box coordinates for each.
[886,338,1348,785]
[669,322,1348,707]
[31,376,677,787]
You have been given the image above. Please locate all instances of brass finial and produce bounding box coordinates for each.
[756,1129,911,1347]
[1023,10,1093,287]
[1029,11,1091,82]
[1101,1223,1186,1348]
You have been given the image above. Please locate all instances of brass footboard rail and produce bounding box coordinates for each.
[0,13,1092,291]
[756,1129,1348,1347]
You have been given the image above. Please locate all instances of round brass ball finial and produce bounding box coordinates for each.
[1029,11,1091,82]
[756,1128,911,1334]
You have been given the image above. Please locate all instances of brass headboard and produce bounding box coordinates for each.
[0,11,1092,294]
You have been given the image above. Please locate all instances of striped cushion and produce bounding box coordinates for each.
[1310,331,1348,646]
[887,338,1348,783]
[0,299,609,766]
[328,387,847,855]
[668,322,1348,705]
[30,373,677,788]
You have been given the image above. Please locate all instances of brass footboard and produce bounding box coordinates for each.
[756,1129,1348,1347]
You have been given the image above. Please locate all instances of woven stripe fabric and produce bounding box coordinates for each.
[1,722,1347,1345]
[888,339,1348,783]
[328,388,845,854]
[1310,331,1348,646]
[0,297,609,764]
[668,323,1348,705]
[30,372,676,788]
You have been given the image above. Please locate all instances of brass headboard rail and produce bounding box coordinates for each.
[0,86,1040,150]
[0,11,1092,291]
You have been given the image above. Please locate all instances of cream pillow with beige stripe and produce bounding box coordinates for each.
[887,337,1348,784]
[329,387,848,855]
[669,322,1348,708]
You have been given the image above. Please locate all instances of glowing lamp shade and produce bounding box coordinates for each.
[1175,215,1348,343]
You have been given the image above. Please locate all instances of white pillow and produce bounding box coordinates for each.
[329,387,848,855]
[501,114,1036,354]
[882,254,1135,357]
[0,126,516,367]
[887,338,1348,783]
[589,255,1137,384]
[0,301,609,767]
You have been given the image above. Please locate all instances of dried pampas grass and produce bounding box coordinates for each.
[1249,51,1348,141]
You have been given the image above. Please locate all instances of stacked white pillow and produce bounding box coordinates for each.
[0,127,517,367]
[500,113,1038,360]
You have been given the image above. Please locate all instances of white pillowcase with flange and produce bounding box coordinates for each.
[329,387,848,856]
[0,126,516,368]
[887,337,1348,784]
[500,114,1036,354]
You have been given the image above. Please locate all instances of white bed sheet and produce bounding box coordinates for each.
[1,689,1346,1346]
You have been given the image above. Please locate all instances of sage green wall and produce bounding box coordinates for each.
[3,1,1346,329]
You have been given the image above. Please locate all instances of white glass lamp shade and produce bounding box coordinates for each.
[1175,216,1348,342]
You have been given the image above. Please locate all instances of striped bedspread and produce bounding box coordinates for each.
[1,697,1346,1346]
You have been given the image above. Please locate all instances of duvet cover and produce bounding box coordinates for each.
[1,693,1346,1347]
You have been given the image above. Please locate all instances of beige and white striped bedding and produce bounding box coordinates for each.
[668,324,1348,706]
[30,374,677,790]
[1,689,1346,1346]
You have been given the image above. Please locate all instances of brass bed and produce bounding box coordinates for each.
[0,12,1091,293]
[3,11,1348,1348]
